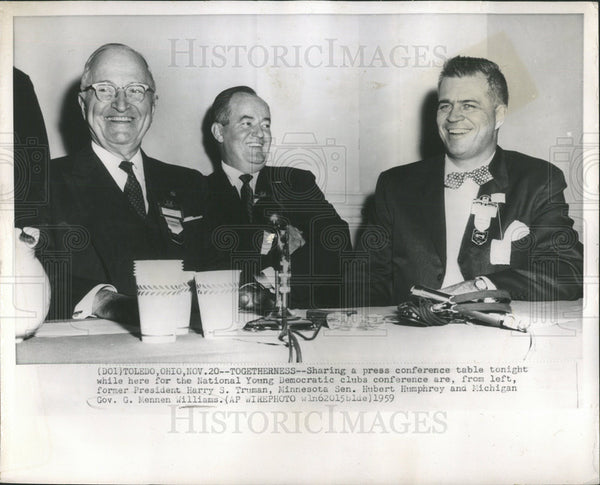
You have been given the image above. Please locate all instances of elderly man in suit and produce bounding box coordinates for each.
[41,43,206,323]
[365,56,583,305]
[204,86,351,309]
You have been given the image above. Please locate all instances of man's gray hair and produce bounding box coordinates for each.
[80,43,156,91]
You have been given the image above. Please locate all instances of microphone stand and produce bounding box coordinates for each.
[267,215,300,323]
[272,216,303,362]
[247,214,303,361]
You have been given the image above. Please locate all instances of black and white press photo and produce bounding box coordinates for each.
[0,2,597,484]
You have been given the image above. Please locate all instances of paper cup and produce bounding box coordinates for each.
[174,272,195,335]
[194,270,241,338]
[134,260,190,343]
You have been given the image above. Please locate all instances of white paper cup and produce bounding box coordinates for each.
[174,272,195,335]
[134,259,184,277]
[194,270,241,338]
[134,260,189,343]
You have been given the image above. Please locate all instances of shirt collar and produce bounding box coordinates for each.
[444,151,496,176]
[92,141,143,170]
[221,161,259,192]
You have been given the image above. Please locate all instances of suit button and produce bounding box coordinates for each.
[437,274,443,281]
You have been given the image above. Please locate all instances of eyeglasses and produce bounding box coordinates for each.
[82,82,154,103]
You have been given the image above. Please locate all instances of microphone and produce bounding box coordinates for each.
[269,213,287,230]
[409,285,529,332]
[410,285,452,303]
[499,313,530,332]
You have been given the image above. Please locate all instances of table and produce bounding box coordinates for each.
[16,301,583,364]
[7,300,592,485]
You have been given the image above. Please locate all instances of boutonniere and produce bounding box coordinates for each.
[254,191,268,203]
[490,220,530,265]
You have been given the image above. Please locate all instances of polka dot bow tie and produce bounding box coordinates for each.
[444,164,493,189]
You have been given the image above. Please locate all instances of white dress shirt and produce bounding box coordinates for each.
[91,141,149,211]
[221,161,259,195]
[442,152,495,288]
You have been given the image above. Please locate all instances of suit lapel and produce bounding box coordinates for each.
[215,168,242,200]
[64,146,139,279]
[255,166,288,218]
[255,166,271,197]
[67,146,127,222]
[481,147,509,195]
[457,148,509,271]
[143,154,176,250]
[420,156,447,263]
[209,166,286,224]
[143,153,177,223]
[210,168,245,224]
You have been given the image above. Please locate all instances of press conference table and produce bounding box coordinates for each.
[16,301,583,364]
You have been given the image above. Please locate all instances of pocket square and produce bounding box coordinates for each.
[183,215,204,223]
[490,220,530,265]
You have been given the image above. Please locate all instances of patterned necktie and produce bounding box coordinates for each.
[239,173,254,223]
[445,164,493,189]
[119,161,146,218]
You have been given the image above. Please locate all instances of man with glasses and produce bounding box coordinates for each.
[41,43,207,323]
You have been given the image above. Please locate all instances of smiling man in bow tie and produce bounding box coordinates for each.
[365,56,583,304]
[204,86,351,308]
[40,43,206,323]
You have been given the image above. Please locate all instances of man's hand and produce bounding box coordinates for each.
[287,224,306,255]
[92,289,139,325]
[441,279,478,295]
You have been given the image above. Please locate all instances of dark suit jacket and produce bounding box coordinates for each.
[201,166,351,308]
[39,145,207,318]
[363,147,583,304]
[13,67,50,227]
